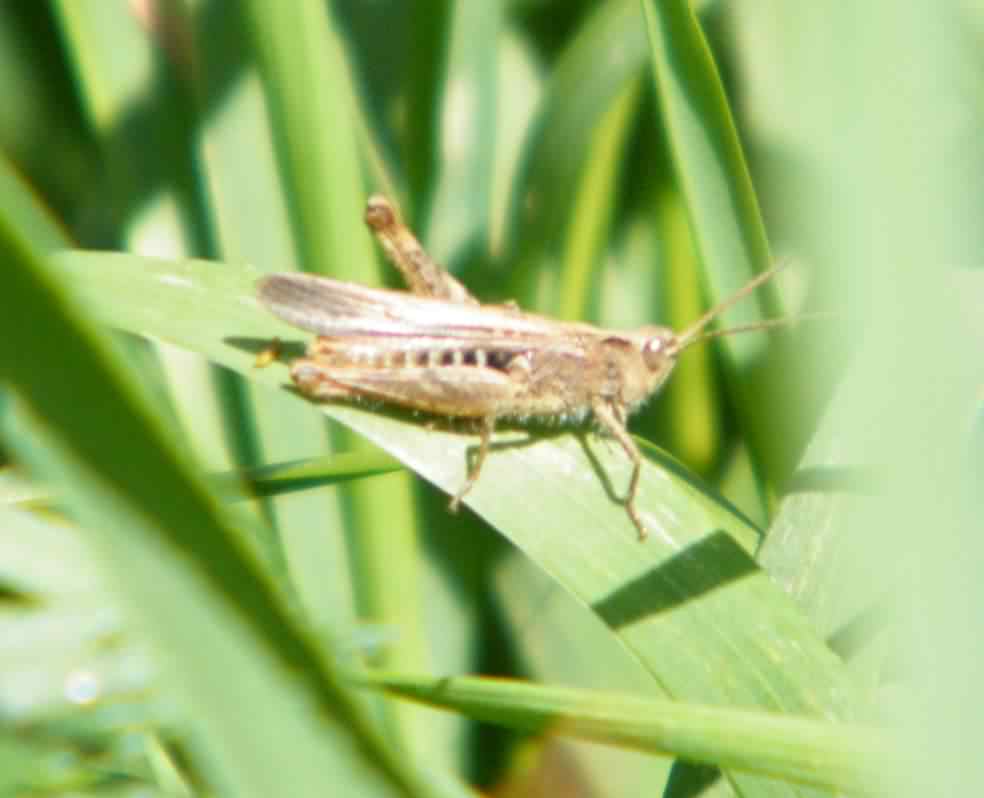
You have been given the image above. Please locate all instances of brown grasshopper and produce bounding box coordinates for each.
[258,195,796,539]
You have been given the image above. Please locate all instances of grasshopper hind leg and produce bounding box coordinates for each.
[449,415,496,512]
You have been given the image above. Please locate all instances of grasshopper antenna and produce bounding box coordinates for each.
[688,311,834,345]
[670,262,789,355]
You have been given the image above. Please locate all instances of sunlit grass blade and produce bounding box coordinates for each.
[217,449,405,500]
[505,0,648,302]
[638,1,806,485]
[240,2,440,752]
[0,203,438,798]
[361,672,893,796]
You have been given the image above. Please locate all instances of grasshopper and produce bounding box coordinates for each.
[258,196,796,539]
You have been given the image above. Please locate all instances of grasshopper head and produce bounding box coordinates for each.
[608,326,679,408]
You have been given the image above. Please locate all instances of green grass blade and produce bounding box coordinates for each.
[505,0,648,297]
[638,1,804,485]
[194,18,359,636]
[362,672,892,796]
[241,0,374,280]
[423,2,501,264]
[555,77,640,322]
[1,450,404,513]
[0,198,438,798]
[219,450,405,500]
[241,1,434,750]
[0,154,70,250]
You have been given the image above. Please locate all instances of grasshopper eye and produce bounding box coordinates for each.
[642,334,672,370]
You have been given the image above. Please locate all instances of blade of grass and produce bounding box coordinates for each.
[361,672,893,796]
[555,77,640,322]
[638,1,808,487]
[1,450,404,514]
[221,450,405,500]
[505,0,648,307]
[53,0,241,507]
[0,196,438,798]
[241,0,432,750]
[0,154,70,250]
[423,1,501,264]
[493,553,674,794]
[194,24,358,634]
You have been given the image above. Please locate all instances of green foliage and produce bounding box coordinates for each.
[0,1,979,796]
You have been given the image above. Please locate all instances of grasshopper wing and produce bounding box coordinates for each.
[257,273,589,343]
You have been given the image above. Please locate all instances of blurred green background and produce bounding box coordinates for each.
[0,1,980,796]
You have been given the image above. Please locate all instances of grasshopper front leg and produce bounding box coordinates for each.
[592,400,647,540]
